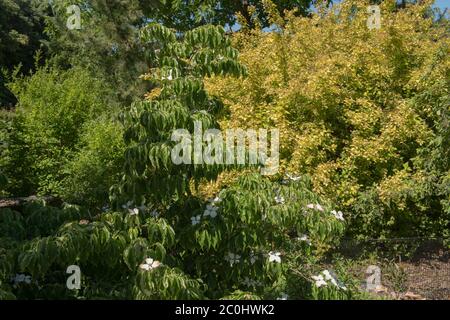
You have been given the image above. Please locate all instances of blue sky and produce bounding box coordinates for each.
[434,0,449,10]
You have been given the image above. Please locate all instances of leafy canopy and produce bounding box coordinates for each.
[206,0,450,240]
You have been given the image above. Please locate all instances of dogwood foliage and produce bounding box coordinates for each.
[0,23,347,300]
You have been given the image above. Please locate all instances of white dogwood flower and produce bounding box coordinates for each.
[209,196,222,204]
[322,270,338,286]
[162,69,174,81]
[286,173,301,181]
[297,234,312,246]
[225,252,241,266]
[268,251,281,263]
[306,203,324,212]
[140,264,151,271]
[203,204,218,218]
[324,270,347,290]
[331,210,345,221]
[277,293,289,300]
[323,270,347,290]
[191,215,201,225]
[274,195,285,204]
[139,258,161,271]
[129,208,139,216]
[313,270,347,290]
[312,274,327,287]
[315,204,324,212]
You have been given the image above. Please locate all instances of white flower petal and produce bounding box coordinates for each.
[139,263,151,271]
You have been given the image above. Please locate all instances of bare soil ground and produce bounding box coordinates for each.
[345,241,450,300]
[397,245,450,300]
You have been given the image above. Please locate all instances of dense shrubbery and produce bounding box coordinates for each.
[2,65,116,196]
[0,109,13,195]
[0,22,350,301]
[0,174,348,300]
[57,118,125,209]
[0,0,448,301]
[207,0,450,241]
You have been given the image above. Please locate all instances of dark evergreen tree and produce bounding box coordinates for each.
[0,0,49,107]
[44,0,318,103]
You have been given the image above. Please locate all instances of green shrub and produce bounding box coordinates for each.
[3,65,114,196]
[0,202,90,299]
[0,109,13,195]
[115,23,349,300]
[0,23,352,301]
[0,174,348,300]
[207,0,450,241]
[57,118,125,209]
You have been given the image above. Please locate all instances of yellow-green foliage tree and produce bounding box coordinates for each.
[207,0,450,240]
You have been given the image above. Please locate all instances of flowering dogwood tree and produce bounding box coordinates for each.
[113,23,247,207]
[115,23,348,299]
[0,23,349,300]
